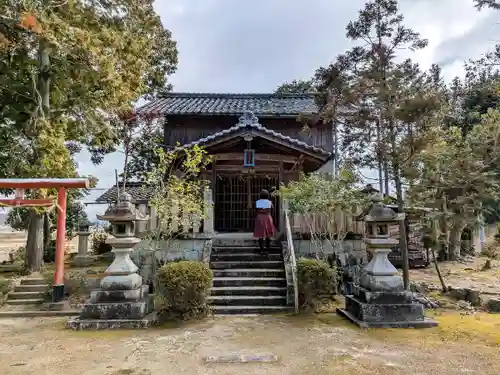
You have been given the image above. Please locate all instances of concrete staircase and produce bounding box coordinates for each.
[5,278,48,306]
[209,239,289,315]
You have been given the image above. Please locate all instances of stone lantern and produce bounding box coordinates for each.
[337,195,437,328]
[72,219,93,267]
[68,192,154,330]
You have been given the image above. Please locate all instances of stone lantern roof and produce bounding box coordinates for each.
[364,195,405,223]
[96,193,148,222]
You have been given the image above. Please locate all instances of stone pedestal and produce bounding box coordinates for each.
[68,193,155,330]
[337,198,437,329]
[72,230,94,266]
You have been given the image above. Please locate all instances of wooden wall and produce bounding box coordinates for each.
[164,115,333,152]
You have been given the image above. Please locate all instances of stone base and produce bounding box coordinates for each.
[71,255,96,267]
[344,294,426,323]
[90,285,149,303]
[336,307,438,328]
[67,313,158,330]
[79,300,149,320]
[78,285,153,320]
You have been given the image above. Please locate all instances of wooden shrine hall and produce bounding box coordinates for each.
[96,92,334,233]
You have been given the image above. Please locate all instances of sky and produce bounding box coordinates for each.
[78,0,500,221]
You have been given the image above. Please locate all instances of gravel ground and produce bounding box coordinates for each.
[0,313,498,375]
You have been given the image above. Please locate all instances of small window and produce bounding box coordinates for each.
[115,223,127,235]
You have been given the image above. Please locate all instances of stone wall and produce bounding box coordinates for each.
[131,238,210,286]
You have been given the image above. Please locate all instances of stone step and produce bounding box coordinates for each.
[210,286,287,296]
[7,291,46,300]
[211,246,282,255]
[208,295,287,306]
[212,305,290,315]
[212,277,286,287]
[6,298,44,306]
[213,239,281,248]
[210,261,284,270]
[211,253,283,262]
[20,278,47,286]
[212,269,285,278]
[14,284,49,293]
[0,310,79,318]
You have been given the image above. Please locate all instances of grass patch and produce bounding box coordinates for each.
[361,311,500,347]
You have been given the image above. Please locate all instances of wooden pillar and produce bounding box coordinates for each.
[279,161,285,233]
[53,187,67,302]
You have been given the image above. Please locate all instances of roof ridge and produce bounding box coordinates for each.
[158,92,318,99]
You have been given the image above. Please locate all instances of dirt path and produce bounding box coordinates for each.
[0,313,498,375]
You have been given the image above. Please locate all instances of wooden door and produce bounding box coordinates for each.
[214,174,279,232]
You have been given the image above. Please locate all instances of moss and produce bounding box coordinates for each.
[362,311,500,348]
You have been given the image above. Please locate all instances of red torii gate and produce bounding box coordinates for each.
[0,178,90,302]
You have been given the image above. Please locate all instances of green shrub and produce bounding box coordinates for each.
[156,260,212,321]
[8,246,25,264]
[297,258,336,312]
[481,237,500,259]
[90,230,112,255]
[0,278,12,295]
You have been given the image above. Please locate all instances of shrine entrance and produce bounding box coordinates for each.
[214,173,279,232]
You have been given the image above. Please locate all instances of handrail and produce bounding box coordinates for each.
[284,209,299,314]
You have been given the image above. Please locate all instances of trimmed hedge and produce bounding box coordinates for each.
[297,258,336,312]
[156,260,212,321]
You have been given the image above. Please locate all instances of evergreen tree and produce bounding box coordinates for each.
[0,0,178,271]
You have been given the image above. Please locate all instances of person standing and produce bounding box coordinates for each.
[253,189,276,255]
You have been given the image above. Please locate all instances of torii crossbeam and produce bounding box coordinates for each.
[0,178,90,302]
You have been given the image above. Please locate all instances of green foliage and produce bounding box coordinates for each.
[125,123,163,182]
[90,230,112,255]
[280,167,367,249]
[6,201,88,238]
[144,145,211,240]
[297,258,336,312]
[0,278,11,295]
[474,0,500,10]
[8,246,25,265]
[156,260,213,321]
[275,79,315,94]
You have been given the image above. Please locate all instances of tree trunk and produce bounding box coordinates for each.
[383,159,390,196]
[25,210,44,273]
[376,118,384,193]
[431,246,448,292]
[448,222,464,261]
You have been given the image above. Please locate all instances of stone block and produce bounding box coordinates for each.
[345,295,425,323]
[90,285,148,303]
[79,300,148,320]
[100,273,142,290]
[355,287,413,305]
[67,314,157,330]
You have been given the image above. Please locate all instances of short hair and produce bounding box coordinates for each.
[259,189,270,199]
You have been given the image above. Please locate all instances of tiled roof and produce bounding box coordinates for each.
[136,92,319,117]
[95,182,153,204]
[177,111,331,159]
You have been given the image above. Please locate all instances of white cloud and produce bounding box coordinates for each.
[78,0,499,210]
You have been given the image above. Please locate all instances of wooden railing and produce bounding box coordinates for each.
[289,209,364,236]
[284,209,299,314]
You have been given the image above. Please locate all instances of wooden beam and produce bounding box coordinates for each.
[214,153,299,163]
[0,178,90,189]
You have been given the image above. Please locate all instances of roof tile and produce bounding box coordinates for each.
[136,92,319,117]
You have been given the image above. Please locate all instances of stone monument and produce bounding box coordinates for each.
[68,193,155,330]
[72,220,94,266]
[337,196,437,328]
